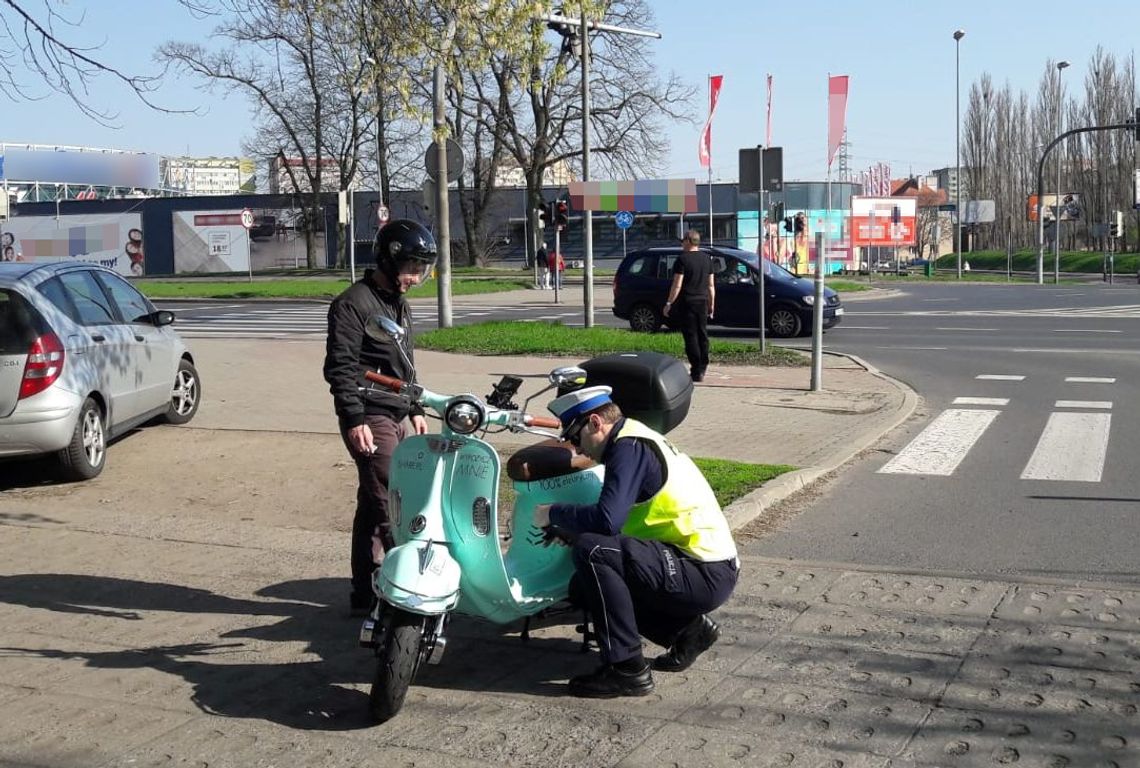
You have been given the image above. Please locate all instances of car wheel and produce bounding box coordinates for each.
[165,359,201,425]
[767,305,803,338]
[58,398,106,481]
[628,303,663,333]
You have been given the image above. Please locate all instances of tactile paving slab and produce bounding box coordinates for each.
[787,603,986,658]
[734,635,961,702]
[615,722,891,768]
[823,574,1009,618]
[733,561,845,607]
[680,676,930,758]
[898,704,1139,767]
[995,584,1140,629]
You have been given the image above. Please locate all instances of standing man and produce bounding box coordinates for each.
[664,229,714,382]
[536,241,550,290]
[324,219,437,616]
[533,385,739,698]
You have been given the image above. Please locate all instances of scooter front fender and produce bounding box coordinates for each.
[374,541,461,616]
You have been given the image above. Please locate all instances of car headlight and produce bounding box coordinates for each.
[445,397,485,434]
[801,295,815,306]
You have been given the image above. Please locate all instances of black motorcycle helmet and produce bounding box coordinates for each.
[374,219,438,285]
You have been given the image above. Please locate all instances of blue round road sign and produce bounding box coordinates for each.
[615,211,634,230]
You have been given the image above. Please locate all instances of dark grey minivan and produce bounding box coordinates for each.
[612,245,843,337]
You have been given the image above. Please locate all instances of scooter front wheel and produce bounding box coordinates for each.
[369,608,426,723]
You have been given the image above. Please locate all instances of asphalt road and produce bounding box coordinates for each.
[750,280,1140,585]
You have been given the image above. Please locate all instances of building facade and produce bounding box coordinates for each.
[161,157,256,196]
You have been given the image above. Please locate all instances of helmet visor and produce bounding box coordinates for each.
[395,257,436,285]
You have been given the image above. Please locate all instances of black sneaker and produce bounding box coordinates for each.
[568,663,655,698]
[652,615,719,672]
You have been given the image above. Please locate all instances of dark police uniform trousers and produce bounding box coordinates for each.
[569,531,739,664]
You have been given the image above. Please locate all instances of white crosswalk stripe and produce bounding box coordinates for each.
[1020,412,1111,482]
[878,408,1000,476]
[856,304,1140,318]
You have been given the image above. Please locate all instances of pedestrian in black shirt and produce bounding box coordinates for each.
[663,230,715,382]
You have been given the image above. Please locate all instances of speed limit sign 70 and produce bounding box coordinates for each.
[240,208,254,229]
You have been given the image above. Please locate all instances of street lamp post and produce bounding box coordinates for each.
[1053,60,1069,284]
[953,29,965,280]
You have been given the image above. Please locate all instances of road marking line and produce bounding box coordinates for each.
[1052,329,1122,334]
[953,397,1009,406]
[1054,400,1112,409]
[936,327,999,332]
[1021,412,1111,482]
[875,346,947,351]
[1064,377,1116,383]
[878,408,999,476]
[976,374,1025,381]
[840,325,891,330]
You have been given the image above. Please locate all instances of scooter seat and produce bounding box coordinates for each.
[506,438,597,482]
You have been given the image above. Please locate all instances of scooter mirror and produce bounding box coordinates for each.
[549,366,588,388]
[365,314,407,344]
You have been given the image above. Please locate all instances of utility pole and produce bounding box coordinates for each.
[432,18,458,329]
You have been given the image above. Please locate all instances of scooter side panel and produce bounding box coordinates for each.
[503,465,605,608]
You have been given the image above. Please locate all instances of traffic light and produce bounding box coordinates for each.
[1135,106,1140,141]
[1109,210,1123,238]
[555,200,569,228]
[770,202,785,224]
[891,205,901,224]
[538,202,551,228]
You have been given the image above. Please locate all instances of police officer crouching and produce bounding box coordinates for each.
[533,386,740,698]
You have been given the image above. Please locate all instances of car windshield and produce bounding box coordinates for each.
[712,247,797,281]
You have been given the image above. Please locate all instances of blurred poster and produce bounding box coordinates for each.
[0,214,143,275]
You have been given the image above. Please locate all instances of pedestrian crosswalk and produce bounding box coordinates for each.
[879,373,1120,483]
[167,302,587,338]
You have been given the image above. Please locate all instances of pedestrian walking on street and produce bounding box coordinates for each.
[323,219,437,616]
[536,241,550,289]
[548,247,565,290]
[533,386,739,698]
[664,229,714,382]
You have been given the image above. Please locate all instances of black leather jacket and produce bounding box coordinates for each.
[323,269,423,430]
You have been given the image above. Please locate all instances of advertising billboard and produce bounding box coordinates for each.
[0,214,144,275]
[0,146,160,189]
[1026,193,1081,222]
[850,196,917,246]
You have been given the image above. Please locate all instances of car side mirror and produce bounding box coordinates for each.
[151,310,176,327]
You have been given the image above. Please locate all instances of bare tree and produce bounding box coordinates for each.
[0,0,191,123]
[159,1,370,268]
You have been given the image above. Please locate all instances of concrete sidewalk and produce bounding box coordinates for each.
[1,300,1138,766]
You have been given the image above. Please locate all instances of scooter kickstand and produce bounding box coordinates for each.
[521,616,531,643]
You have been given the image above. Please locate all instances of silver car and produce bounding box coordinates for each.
[0,262,201,481]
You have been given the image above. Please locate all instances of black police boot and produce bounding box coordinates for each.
[568,661,655,698]
[652,615,719,672]
[349,590,373,618]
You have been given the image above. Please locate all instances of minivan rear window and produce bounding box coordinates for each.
[0,290,44,354]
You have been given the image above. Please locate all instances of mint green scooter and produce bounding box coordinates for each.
[357,317,603,722]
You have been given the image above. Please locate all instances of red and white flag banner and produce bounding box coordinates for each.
[766,74,773,147]
[827,75,849,169]
[698,74,724,169]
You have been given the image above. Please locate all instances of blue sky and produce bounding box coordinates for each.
[4,1,1139,185]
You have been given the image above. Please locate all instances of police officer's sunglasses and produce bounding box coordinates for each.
[564,417,588,447]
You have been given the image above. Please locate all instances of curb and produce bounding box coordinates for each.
[722,351,919,531]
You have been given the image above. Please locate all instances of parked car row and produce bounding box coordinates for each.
[0,262,201,481]
[612,245,843,337]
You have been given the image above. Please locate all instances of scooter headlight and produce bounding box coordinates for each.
[445,396,485,435]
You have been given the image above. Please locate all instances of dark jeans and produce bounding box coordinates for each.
[675,300,709,376]
[341,413,407,597]
[569,533,738,664]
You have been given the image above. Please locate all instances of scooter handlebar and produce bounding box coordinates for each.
[364,371,404,391]
[524,414,562,430]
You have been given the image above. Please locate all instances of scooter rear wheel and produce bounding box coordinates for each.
[369,609,425,722]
